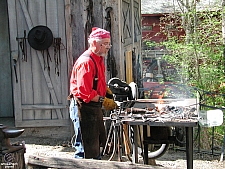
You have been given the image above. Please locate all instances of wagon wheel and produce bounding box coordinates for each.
[147,143,170,159]
[144,126,171,160]
[174,126,199,148]
[175,126,186,147]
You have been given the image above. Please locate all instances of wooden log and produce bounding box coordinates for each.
[28,155,161,169]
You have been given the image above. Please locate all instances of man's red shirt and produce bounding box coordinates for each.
[70,50,106,103]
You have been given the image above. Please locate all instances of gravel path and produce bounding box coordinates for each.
[12,137,225,169]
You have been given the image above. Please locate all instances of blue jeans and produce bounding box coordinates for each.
[70,98,84,158]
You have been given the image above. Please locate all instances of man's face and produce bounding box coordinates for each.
[96,38,111,57]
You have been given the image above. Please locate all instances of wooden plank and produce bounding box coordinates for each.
[16,119,70,127]
[121,0,132,46]
[133,0,142,41]
[123,120,198,127]
[18,0,33,117]
[28,155,158,169]
[71,0,86,59]
[65,0,73,75]
[131,0,135,45]
[65,0,73,137]
[103,0,122,80]
[28,0,51,120]
[57,0,69,119]
[14,0,41,122]
[7,0,23,122]
[22,104,67,110]
[19,0,63,120]
[46,0,61,119]
[126,50,133,83]
[93,0,103,27]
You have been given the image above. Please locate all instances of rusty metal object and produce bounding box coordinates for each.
[126,107,146,114]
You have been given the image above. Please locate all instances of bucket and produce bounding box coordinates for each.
[199,109,223,127]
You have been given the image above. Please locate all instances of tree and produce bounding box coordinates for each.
[145,0,225,149]
[158,0,224,98]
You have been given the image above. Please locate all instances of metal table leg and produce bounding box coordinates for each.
[143,125,148,164]
[186,127,193,169]
[130,125,138,163]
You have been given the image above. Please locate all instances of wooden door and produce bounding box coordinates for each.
[121,0,133,46]
[121,0,142,82]
[7,0,71,127]
[121,0,141,45]
[133,0,142,42]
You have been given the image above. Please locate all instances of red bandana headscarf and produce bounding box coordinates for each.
[88,27,110,40]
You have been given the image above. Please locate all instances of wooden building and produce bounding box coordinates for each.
[141,0,219,47]
[0,0,142,139]
[140,0,219,84]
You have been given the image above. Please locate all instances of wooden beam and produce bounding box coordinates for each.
[16,119,70,127]
[28,155,158,169]
[7,0,23,122]
[21,104,67,110]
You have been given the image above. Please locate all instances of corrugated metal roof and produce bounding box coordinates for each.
[141,0,221,14]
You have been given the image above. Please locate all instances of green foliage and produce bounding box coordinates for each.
[158,10,225,105]
[144,7,225,149]
[145,41,157,48]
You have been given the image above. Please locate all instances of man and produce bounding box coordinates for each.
[69,27,115,159]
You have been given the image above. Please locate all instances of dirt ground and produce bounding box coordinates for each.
[11,136,225,169]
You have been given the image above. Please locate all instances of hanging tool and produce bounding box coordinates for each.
[15,30,28,83]
[17,30,27,62]
[53,37,62,76]
[41,49,52,73]
[104,7,118,78]
[13,58,18,83]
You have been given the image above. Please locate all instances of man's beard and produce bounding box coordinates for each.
[100,52,107,57]
[98,51,109,57]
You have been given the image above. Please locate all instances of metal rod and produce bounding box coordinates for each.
[186,127,193,169]
[102,121,113,156]
[197,124,201,153]
[220,132,225,162]
[212,126,215,156]
[108,123,117,161]
[143,125,148,164]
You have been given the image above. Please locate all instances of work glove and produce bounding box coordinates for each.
[105,87,113,99]
[102,87,118,110]
[102,97,118,111]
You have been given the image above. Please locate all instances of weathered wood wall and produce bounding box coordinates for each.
[7,0,70,129]
[4,0,142,139]
[70,0,104,69]
[71,0,142,84]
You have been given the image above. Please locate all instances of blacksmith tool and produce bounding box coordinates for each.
[17,30,27,62]
[13,59,18,83]
[0,124,25,154]
[53,37,62,76]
